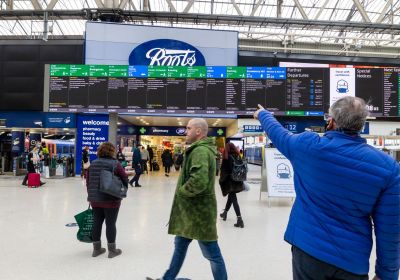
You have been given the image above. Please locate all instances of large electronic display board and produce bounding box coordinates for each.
[46,65,400,117]
[46,64,329,116]
[355,68,400,117]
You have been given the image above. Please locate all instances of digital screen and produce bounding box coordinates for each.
[47,64,400,117]
[354,68,400,117]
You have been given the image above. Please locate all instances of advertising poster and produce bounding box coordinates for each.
[329,68,355,106]
[85,22,238,66]
[76,115,109,175]
[11,131,25,155]
[265,148,295,197]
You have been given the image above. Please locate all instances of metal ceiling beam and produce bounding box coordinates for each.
[314,0,329,20]
[165,0,177,13]
[119,0,137,10]
[30,0,42,10]
[250,0,263,16]
[231,0,243,16]
[1,9,400,34]
[293,0,308,20]
[277,0,283,18]
[183,0,194,13]
[5,0,13,10]
[143,0,150,11]
[377,0,392,23]
[46,0,59,10]
[119,0,129,9]
[352,0,371,23]
[94,0,105,8]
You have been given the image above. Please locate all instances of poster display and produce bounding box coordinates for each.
[76,115,109,175]
[265,148,295,198]
[329,68,355,106]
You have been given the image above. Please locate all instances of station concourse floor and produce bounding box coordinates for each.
[0,165,376,280]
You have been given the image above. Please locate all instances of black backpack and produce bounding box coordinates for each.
[230,155,248,182]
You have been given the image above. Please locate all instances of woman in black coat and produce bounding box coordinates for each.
[219,142,244,228]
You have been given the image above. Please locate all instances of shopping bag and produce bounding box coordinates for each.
[74,206,93,243]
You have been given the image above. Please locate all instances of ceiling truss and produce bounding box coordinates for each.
[0,0,398,57]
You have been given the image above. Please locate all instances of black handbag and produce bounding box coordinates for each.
[99,160,128,199]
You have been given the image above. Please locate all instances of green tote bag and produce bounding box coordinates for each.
[74,206,94,243]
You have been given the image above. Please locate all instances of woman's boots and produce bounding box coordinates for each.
[234,216,244,228]
[107,243,122,258]
[92,241,122,258]
[92,241,106,257]
[219,210,227,221]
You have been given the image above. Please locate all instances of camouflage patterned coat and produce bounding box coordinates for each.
[168,137,218,241]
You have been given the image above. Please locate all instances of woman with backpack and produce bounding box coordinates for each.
[219,142,245,228]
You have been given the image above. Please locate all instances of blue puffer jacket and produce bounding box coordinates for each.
[259,110,400,280]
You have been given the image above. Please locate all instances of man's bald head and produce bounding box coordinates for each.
[185,118,209,144]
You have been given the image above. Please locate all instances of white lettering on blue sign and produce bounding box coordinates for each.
[146,48,197,66]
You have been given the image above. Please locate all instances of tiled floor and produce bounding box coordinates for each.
[0,165,376,280]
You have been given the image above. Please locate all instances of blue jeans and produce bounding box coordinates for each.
[163,236,227,280]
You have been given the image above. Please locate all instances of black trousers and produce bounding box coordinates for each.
[141,159,148,173]
[225,193,241,217]
[165,165,170,174]
[292,246,368,280]
[129,164,141,186]
[91,207,120,243]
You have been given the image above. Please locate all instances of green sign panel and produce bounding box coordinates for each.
[109,65,128,77]
[148,66,168,78]
[70,65,89,77]
[286,111,305,116]
[89,65,108,77]
[227,67,246,79]
[50,64,70,76]
[187,66,206,78]
[167,66,187,78]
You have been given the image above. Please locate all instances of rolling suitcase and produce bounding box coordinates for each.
[28,173,41,188]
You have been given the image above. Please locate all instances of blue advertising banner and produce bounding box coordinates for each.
[129,39,206,66]
[11,131,25,155]
[76,115,109,175]
[0,112,76,128]
[43,113,76,128]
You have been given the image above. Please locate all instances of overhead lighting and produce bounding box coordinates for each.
[117,122,122,125]
[62,128,69,131]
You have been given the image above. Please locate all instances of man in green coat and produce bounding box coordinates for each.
[147,118,227,280]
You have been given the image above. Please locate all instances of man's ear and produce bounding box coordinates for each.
[327,118,335,131]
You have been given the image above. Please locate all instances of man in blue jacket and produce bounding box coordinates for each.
[254,96,399,280]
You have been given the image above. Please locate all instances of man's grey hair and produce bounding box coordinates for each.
[329,96,369,132]
[190,118,209,135]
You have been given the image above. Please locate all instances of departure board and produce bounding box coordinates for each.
[50,64,400,117]
[354,68,400,117]
[286,68,327,116]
